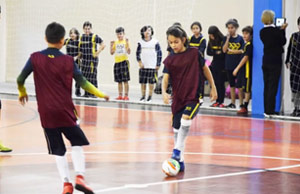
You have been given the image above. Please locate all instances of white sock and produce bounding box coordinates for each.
[71,146,85,176]
[55,155,70,183]
[173,128,179,146]
[175,119,191,162]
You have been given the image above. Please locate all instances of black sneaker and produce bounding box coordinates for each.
[140,96,145,102]
[75,89,81,97]
[147,96,152,102]
[226,103,236,109]
[291,109,298,117]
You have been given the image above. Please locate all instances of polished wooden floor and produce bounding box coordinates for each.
[1,99,300,194]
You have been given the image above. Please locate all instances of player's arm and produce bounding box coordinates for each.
[73,63,109,100]
[162,73,170,104]
[110,41,115,55]
[227,49,243,54]
[126,39,131,54]
[206,44,214,56]
[233,55,248,76]
[285,35,292,68]
[96,42,105,56]
[199,39,206,56]
[136,43,143,68]
[155,43,162,70]
[202,65,217,102]
[222,35,230,53]
[94,36,105,57]
[16,59,33,105]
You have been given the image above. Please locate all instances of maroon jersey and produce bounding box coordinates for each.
[30,51,77,128]
[163,47,204,114]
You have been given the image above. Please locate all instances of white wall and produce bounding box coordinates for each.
[282,0,300,113]
[2,0,253,90]
[0,0,6,82]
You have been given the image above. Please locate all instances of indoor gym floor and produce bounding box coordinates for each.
[0,97,300,194]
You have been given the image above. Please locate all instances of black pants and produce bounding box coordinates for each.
[262,65,281,114]
[211,65,226,104]
[75,59,81,95]
[82,59,98,96]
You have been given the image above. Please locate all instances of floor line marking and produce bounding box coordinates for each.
[3,98,299,123]
[93,164,300,193]
[3,151,300,162]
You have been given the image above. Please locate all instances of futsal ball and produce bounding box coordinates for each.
[162,158,180,176]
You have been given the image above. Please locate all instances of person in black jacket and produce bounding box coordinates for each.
[207,26,226,108]
[260,10,288,115]
[286,16,300,116]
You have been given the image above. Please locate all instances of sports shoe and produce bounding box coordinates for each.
[63,182,73,194]
[226,103,236,109]
[75,175,94,194]
[179,161,185,172]
[237,106,248,115]
[171,149,185,172]
[210,102,219,107]
[291,109,297,117]
[115,96,123,100]
[140,96,146,102]
[82,93,89,98]
[147,96,152,102]
[123,96,129,101]
[218,103,225,108]
[171,149,181,161]
[75,89,81,97]
[0,143,12,152]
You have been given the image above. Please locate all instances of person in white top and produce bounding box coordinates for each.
[136,26,162,102]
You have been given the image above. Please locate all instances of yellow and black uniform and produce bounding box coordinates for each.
[189,35,206,56]
[243,41,253,93]
[79,33,103,96]
[223,35,245,87]
[112,39,130,83]
[189,35,206,100]
[207,42,226,104]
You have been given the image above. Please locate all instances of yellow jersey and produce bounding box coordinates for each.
[113,39,129,63]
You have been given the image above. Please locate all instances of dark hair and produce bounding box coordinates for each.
[242,26,253,36]
[140,25,154,39]
[298,16,300,25]
[83,21,92,28]
[45,22,65,44]
[116,27,125,33]
[226,19,239,28]
[69,28,80,40]
[173,22,182,27]
[191,21,202,32]
[166,25,189,48]
[208,25,224,46]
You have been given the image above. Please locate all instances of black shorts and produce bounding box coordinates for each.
[236,68,246,89]
[227,69,245,88]
[227,70,237,87]
[43,125,90,156]
[172,103,200,129]
[114,60,130,83]
[139,68,157,84]
[244,74,252,93]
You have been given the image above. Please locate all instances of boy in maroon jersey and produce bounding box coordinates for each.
[17,22,109,194]
[162,25,217,172]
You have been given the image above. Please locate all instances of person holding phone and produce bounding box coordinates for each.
[260,10,287,116]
